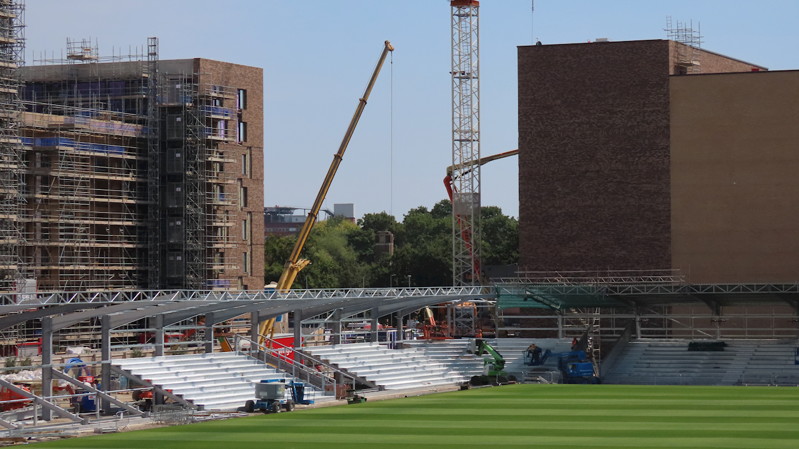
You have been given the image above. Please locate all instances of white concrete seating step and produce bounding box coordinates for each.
[114,352,333,411]
[303,342,475,390]
[602,339,799,386]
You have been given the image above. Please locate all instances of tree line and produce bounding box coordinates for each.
[264,200,518,288]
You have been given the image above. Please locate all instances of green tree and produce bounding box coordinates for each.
[390,204,452,286]
[302,217,368,288]
[264,234,295,285]
[480,206,519,266]
[264,201,517,289]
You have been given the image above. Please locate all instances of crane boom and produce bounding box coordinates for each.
[259,41,394,343]
[444,149,519,282]
[445,149,519,177]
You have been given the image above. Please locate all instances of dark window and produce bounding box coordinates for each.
[238,120,247,143]
[237,89,247,109]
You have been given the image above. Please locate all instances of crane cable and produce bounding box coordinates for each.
[389,48,394,216]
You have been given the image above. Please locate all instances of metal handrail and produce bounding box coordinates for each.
[233,335,366,397]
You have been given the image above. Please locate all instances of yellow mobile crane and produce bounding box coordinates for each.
[259,41,394,344]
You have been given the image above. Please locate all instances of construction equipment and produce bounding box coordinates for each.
[258,40,394,344]
[525,349,600,384]
[63,357,98,413]
[469,338,514,386]
[244,379,312,414]
[444,149,519,284]
[420,306,449,340]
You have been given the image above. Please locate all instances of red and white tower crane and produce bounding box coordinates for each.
[450,0,481,285]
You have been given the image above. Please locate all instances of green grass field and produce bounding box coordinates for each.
[29,384,799,449]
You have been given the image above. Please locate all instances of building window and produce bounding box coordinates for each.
[239,184,248,208]
[237,89,247,109]
[242,251,250,275]
[242,213,251,242]
[238,120,247,143]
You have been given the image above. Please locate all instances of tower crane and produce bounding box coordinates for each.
[450,0,481,285]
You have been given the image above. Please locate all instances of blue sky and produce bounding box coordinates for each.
[25,1,799,219]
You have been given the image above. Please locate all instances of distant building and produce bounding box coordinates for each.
[518,39,799,283]
[375,231,394,257]
[264,206,343,237]
[333,203,355,223]
[264,207,308,236]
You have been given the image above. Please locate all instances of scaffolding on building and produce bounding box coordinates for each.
[665,17,703,74]
[0,1,25,292]
[16,38,239,292]
[20,104,148,291]
[146,37,161,289]
[160,74,238,290]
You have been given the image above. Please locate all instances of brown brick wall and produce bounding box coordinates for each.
[518,40,672,272]
[670,70,799,283]
[196,59,264,290]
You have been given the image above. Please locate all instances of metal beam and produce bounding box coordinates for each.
[107,301,199,329]
[0,378,85,424]
[109,366,196,410]
[0,303,106,330]
[51,370,143,416]
[0,286,493,308]
[41,316,53,421]
[51,301,167,333]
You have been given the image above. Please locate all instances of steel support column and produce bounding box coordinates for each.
[41,317,53,421]
[250,311,260,343]
[154,314,165,357]
[100,315,112,413]
[396,311,404,342]
[204,313,215,353]
[635,310,642,339]
[370,308,379,343]
[332,309,342,345]
[293,311,303,348]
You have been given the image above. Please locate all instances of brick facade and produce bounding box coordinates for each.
[518,39,774,279]
[518,40,672,272]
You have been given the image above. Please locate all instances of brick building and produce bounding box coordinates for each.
[517,39,799,284]
[16,42,264,291]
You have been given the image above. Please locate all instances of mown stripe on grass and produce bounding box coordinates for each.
[28,384,799,449]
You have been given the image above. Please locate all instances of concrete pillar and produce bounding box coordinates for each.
[100,315,112,413]
[154,314,164,357]
[41,317,53,421]
[293,311,303,348]
[557,313,564,339]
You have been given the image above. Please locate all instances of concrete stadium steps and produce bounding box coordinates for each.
[602,339,799,386]
[738,341,799,385]
[400,339,484,378]
[114,352,333,411]
[303,342,474,390]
